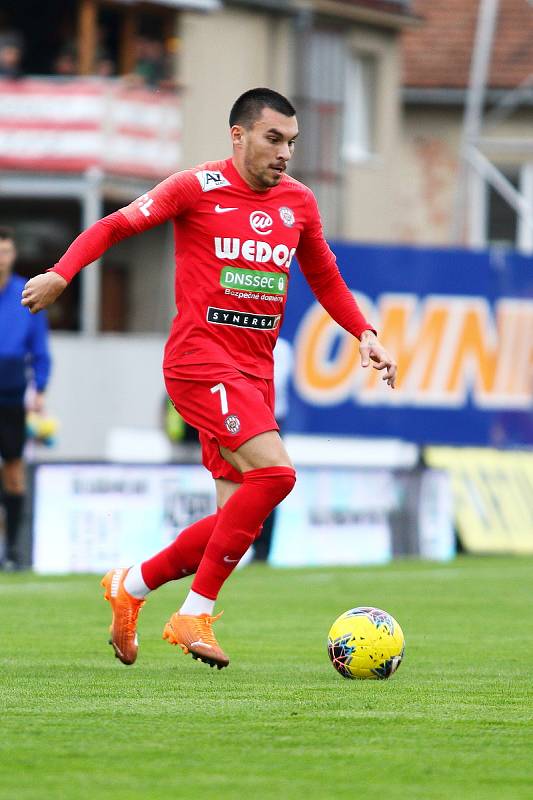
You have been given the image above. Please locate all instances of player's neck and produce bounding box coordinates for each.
[230,157,270,193]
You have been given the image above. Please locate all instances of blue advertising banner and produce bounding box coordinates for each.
[281,244,533,446]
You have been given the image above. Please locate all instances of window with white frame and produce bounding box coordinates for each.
[343,50,378,162]
[467,165,533,252]
[486,169,519,247]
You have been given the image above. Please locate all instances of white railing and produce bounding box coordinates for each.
[0,77,182,179]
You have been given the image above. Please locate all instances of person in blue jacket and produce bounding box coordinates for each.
[0,227,51,569]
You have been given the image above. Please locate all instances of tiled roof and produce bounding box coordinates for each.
[402,0,533,89]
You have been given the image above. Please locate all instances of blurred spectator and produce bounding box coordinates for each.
[53,50,77,78]
[0,32,24,79]
[133,36,168,87]
[54,51,115,80]
[0,227,51,569]
[95,57,115,78]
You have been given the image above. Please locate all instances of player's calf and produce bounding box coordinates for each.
[191,466,296,600]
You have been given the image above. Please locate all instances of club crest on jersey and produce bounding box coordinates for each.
[250,211,273,236]
[279,206,295,227]
[195,170,231,192]
[224,415,241,435]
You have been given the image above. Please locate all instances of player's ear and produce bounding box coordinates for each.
[231,124,245,147]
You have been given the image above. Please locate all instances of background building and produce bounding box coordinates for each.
[400,0,533,250]
[1,0,419,459]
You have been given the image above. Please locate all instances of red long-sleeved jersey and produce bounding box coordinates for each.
[52,158,374,378]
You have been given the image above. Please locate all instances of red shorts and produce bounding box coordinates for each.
[164,363,278,483]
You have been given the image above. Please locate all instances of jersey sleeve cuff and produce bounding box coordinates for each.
[358,326,378,339]
[47,265,71,283]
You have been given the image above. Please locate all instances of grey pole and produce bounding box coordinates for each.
[80,167,103,335]
[451,0,500,243]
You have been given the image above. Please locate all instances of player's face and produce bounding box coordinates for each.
[233,107,299,191]
[0,239,16,283]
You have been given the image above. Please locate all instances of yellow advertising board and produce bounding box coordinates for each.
[424,448,533,553]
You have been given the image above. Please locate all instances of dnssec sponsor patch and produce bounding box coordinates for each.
[220,266,287,295]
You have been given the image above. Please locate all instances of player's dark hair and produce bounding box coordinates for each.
[0,226,15,243]
[229,88,296,129]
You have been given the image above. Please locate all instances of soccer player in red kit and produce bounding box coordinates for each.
[22,88,397,670]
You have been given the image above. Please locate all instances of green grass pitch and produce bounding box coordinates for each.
[1,556,532,800]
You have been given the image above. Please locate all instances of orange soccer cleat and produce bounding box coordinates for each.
[162,611,230,669]
[101,568,145,665]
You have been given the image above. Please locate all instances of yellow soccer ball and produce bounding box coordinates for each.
[327,606,405,680]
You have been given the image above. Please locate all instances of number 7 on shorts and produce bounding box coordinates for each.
[210,383,228,415]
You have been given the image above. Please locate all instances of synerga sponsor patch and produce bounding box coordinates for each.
[207,307,281,330]
[220,267,287,295]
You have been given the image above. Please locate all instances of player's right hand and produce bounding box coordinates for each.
[359,330,397,389]
[21,272,68,313]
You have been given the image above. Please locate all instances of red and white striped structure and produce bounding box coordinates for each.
[0,78,182,179]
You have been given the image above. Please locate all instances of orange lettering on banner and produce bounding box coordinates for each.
[295,293,533,409]
[507,303,533,398]
[361,297,448,394]
[297,304,359,401]
[446,307,498,395]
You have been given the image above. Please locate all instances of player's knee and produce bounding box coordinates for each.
[277,467,296,500]
[246,465,296,503]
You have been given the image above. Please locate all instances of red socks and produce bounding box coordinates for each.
[139,466,296,597]
[191,466,296,600]
[141,512,219,590]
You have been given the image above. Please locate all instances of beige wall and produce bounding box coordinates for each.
[395,107,460,245]
[177,9,417,245]
[341,27,402,242]
[179,8,293,169]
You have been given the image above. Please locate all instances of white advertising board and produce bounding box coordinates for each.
[270,468,397,567]
[270,467,455,566]
[33,464,215,574]
[417,469,455,561]
[32,463,454,573]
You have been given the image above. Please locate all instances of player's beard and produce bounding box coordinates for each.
[244,151,282,190]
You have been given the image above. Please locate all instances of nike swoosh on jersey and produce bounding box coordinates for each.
[215,204,238,214]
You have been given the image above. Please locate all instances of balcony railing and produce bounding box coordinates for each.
[0,77,182,180]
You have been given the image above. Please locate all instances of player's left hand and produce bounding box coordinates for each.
[21,271,67,313]
[359,330,397,388]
